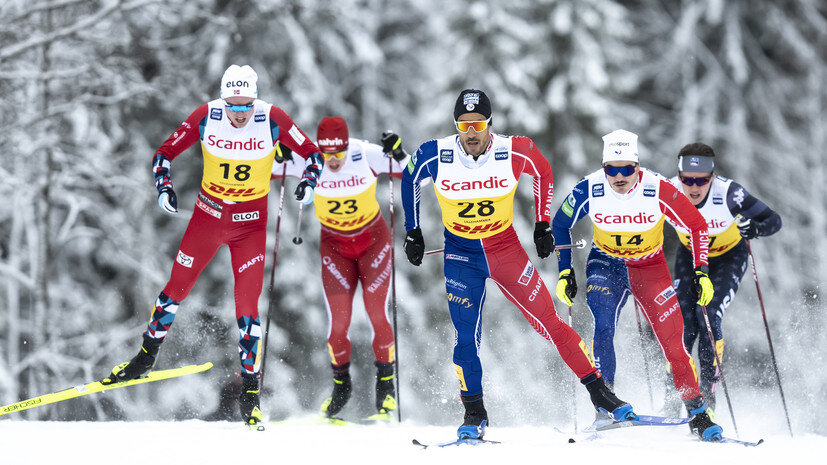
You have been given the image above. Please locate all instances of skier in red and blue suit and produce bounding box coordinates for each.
[401,89,635,440]
[551,129,722,441]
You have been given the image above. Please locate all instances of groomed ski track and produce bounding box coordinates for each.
[1,418,820,464]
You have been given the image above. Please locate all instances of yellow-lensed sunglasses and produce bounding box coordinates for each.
[455,118,491,133]
[322,151,347,160]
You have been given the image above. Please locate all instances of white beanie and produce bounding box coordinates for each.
[602,129,639,164]
[220,65,258,99]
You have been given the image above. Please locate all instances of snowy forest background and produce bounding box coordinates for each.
[1,0,825,435]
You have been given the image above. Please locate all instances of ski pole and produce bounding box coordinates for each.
[699,303,739,437]
[387,148,401,422]
[260,164,288,391]
[424,238,587,257]
[292,202,304,245]
[746,240,793,437]
[632,300,655,410]
[567,304,577,433]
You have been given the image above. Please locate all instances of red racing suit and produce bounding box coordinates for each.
[401,134,598,396]
[148,99,322,376]
[273,138,405,367]
[552,168,710,400]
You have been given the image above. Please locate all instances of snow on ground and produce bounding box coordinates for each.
[1,416,821,465]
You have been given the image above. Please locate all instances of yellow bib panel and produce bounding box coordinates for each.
[679,222,741,257]
[199,99,277,202]
[670,175,742,257]
[201,147,276,201]
[587,168,668,260]
[436,188,516,239]
[432,134,519,240]
[314,181,380,231]
[593,216,666,259]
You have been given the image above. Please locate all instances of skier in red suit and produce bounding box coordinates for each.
[103,65,323,429]
[272,117,409,420]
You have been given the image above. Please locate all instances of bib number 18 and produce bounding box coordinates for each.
[219,163,251,181]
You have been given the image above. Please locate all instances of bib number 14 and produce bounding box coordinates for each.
[610,234,643,247]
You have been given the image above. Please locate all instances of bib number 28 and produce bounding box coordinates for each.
[457,200,495,218]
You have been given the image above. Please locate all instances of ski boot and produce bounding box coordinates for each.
[457,393,488,439]
[582,373,637,421]
[374,362,397,418]
[686,396,722,441]
[321,364,352,417]
[239,374,264,430]
[102,336,162,385]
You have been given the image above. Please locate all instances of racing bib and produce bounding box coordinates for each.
[671,175,741,257]
[199,99,277,201]
[433,136,517,239]
[312,139,386,232]
[588,169,666,259]
[315,181,380,231]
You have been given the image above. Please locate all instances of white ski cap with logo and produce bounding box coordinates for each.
[602,129,639,164]
[220,65,258,99]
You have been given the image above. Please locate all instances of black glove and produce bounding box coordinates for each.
[275,142,293,163]
[381,131,407,162]
[157,187,178,214]
[294,179,314,204]
[737,218,759,240]
[533,221,555,258]
[404,229,425,266]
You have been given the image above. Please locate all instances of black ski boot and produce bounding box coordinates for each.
[457,393,488,439]
[582,373,636,421]
[375,361,396,416]
[239,374,264,429]
[103,336,162,385]
[686,396,722,441]
[321,363,352,417]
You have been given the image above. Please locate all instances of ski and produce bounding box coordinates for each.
[325,416,390,426]
[412,438,501,449]
[271,413,396,427]
[714,437,764,447]
[326,411,396,425]
[584,414,691,432]
[0,362,213,416]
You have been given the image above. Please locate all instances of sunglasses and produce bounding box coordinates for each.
[224,102,255,112]
[603,164,637,177]
[455,118,491,133]
[322,151,347,160]
[680,175,712,186]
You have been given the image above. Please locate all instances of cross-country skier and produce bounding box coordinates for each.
[271,116,408,419]
[665,142,781,415]
[551,129,722,440]
[102,65,323,429]
[401,89,636,440]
